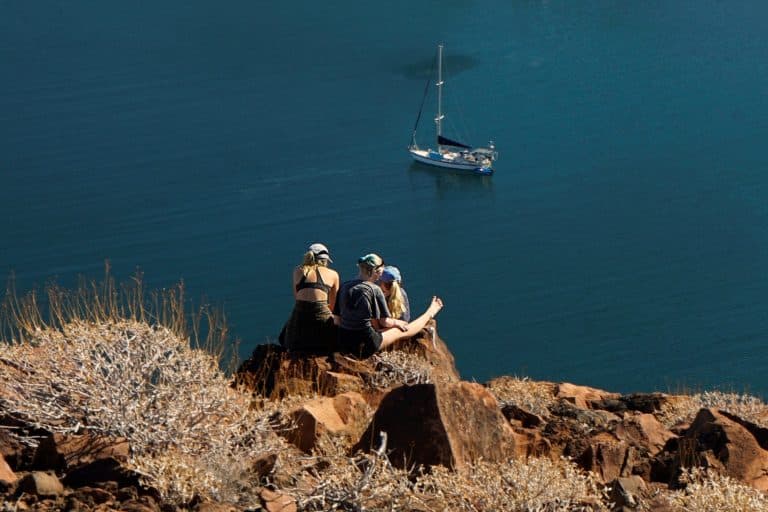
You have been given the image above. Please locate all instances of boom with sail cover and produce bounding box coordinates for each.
[437,135,472,149]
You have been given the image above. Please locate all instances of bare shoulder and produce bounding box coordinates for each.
[319,266,340,282]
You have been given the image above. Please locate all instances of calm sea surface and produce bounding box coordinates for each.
[2,1,767,395]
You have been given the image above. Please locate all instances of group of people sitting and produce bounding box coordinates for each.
[278,243,443,358]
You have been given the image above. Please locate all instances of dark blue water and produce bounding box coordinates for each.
[2,1,768,395]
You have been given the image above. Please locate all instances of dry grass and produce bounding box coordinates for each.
[281,430,611,512]
[485,376,557,417]
[659,391,768,428]
[289,433,422,511]
[368,351,433,389]
[665,468,768,511]
[0,320,286,506]
[296,454,611,512]
[0,269,285,506]
[415,457,610,512]
[1,266,238,369]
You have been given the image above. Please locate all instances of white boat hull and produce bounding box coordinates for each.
[409,147,494,175]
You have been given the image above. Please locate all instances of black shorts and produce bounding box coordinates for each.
[338,326,382,359]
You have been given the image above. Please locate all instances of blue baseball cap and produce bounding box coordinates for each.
[379,265,402,283]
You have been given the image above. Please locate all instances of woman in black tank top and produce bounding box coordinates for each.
[279,243,340,353]
[295,267,332,295]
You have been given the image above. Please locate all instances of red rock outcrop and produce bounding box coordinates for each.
[279,392,370,452]
[234,344,333,398]
[385,320,460,383]
[354,382,516,471]
[555,382,620,409]
[16,471,65,497]
[0,453,16,486]
[233,322,460,402]
[615,412,676,457]
[259,488,297,512]
[676,408,768,490]
[0,428,24,471]
[510,427,551,459]
[509,392,678,484]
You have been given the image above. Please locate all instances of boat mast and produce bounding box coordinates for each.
[435,44,444,150]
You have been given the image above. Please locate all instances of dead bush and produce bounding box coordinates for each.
[415,456,610,511]
[659,391,768,428]
[665,467,768,511]
[486,376,557,417]
[0,270,283,506]
[0,320,285,506]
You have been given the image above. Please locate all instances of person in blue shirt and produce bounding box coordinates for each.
[333,253,442,358]
[377,265,410,322]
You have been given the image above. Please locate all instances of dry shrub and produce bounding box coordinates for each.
[0,271,286,506]
[278,432,420,511]
[0,320,284,506]
[415,457,610,511]
[286,433,610,512]
[485,376,557,417]
[368,351,433,389]
[665,467,768,511]
[295,453,419,510]
[659,391,768,428]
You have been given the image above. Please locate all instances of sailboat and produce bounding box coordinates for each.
[408,44,498,175]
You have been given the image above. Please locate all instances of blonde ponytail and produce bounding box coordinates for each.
[387,281,406,320]
[300,251,317,276]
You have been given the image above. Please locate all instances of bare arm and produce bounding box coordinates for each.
[292,267,301,299]
[378,316,408,331]
[378,296,443,349]
[327,269,340,311]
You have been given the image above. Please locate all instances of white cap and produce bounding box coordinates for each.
[308,243,333,263]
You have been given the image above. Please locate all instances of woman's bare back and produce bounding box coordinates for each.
[293,266,340,310]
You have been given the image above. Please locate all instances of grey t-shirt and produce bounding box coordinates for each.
[334,279,391,330]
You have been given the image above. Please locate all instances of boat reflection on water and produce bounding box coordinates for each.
[407,162,495,200]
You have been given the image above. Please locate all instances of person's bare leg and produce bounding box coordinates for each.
[379,297,443,350]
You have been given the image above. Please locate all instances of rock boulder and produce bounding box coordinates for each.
[555,382,620,410]
[680,408,768,490]
[0,453,16,486]
[280,392,370,452]
[354,381,516,471]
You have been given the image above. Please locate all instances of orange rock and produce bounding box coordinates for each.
[555,382,620,410]
[281,392,369,452]
[259,488,297,512]
[510,427,550,459]
[388,321,461,383]
[580,435,631,482]
[609,475,648,509]
[319,371,364,396]
[354,381,516,471]
[0,429,24,471]
[16,471,64,497]
[0,453,16,485]
[616,413,676,456]
[234,345,332,399]
[684,408,768,490]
